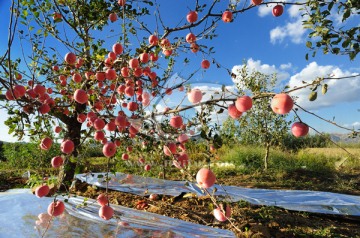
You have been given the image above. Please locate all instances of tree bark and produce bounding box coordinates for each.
[264,142,270,171]
[59,116,82,190]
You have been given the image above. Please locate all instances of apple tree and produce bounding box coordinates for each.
[231,66,293,170]
[0,0,359,224]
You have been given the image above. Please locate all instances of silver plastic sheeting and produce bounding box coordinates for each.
[0,189,235,238]
[76,172,360,216]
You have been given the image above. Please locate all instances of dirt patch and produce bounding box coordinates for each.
[0,173,27,192]
[71,181,360,237]
[2,169,360,237]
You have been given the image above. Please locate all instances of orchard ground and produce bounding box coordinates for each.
[1,143,360,237]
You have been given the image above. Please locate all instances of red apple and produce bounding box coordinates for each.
[122,153,129,160]
[271,93,294,115]
[251,0,263,5]
[74,89,88,104]
[118,0,125,6]
[163,143,177,156]
[72,73,82,83]
[162,49,172,57]
[96,72,106,81]
[170,115,183,129]
[103,142,117,157]
[190,43,199,53]
[61,139,74,154]
[177,133,189,144]
[64,52,77,65]
[33,84,46,96]
[99,205,113,220]
[105,121,116,131]
[127,101,138,111]
[186,11,198,23]
[15,72,22,80]
[51,156,64,168]
[129,58,139,69]
[144,164,151,171]
[291,122,309,137]
[109,13,117,22]
[40,137,53,150]
[112,42,123,55]
[138,157,145,164]
[47,201,65,217]
[213,204,231,222]
[106,68,117,80]
[94,130,105,141]
[177,152,189,167]
[39,104,51,114]
[150,53,158,61]
[93,118,106,130]
[222,11,233,23]
[272,5,284,17]
[235,95,252,112]
[97,194,108,207]
[160,38,171,49]
[196,168,216,188]
[148,35,158,46]
[188,88,202,104]
[53,12,62,21]
[228,104,242,119]
[186,33,196,43]
[54,126,62,133]
[140,53,149,63]
[35,185,50,198]
[115,115,127,127]
[201,59,210,69]
[77,113,87,123]
[13,85,26,98]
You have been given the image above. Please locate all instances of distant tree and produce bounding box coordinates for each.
[232,67,293,170]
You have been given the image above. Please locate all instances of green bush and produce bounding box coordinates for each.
[281,133,330,152]
[0,141,5,162]
[2,142,61,169]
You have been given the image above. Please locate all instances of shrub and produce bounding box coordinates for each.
[2,142,61,169]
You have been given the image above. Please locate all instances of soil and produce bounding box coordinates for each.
[1,171,360,237]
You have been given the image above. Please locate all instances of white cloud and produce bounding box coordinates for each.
[269,1,308,45]
[231,58,291,86]
[344,121,360,130]
[258,3,276,17]
[270,17,307,44]
[280,63,292,70]
[287,4,303,18]
[288,62,360,110]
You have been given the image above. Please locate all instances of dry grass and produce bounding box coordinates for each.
[302,147,360,157]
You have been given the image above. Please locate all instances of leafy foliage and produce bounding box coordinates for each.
[303,0,360,60]
[2,142,61,168]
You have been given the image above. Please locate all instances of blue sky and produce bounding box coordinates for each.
[1,0,360,142]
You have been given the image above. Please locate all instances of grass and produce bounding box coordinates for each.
[1,143,359,194]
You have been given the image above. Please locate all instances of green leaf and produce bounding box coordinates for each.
[322,84,328,95]
[308,91,317,101]
[23,10,28,17]
[306,41,312,48]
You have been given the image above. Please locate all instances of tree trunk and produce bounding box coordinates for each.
[264,142,270,171]
[59,116,82,190]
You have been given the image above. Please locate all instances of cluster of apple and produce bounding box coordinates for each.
[23,0,296,225]
[196,168,232,222]
[97,194,114,220]
[35,183,66,217]
[228,93,309,137]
